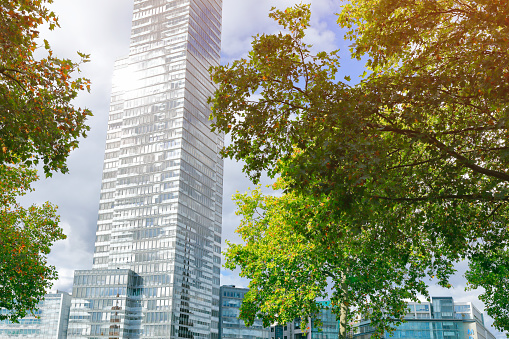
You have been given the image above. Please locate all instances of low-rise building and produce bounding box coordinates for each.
[219,285,269,339]
[0,291,71,339]
[353,296,496,339]
[66,269,141,339]
[269,301,347,339]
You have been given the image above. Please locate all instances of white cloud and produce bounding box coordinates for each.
[18,0,133,294]
[221,0,341,62]
[304,23,337,53]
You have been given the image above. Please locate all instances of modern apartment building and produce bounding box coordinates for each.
[218,288,348,339]
[67,0,223,338]
[219,285,269,339]
[0,291,71,339]
[269,301,343,339]
[353,297,496,339]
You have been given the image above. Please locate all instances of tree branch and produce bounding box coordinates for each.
[386,156,443,171]
[0,67,28,94]
[370,194,509,202]
[437,124,507,136]
[373,124,509,182]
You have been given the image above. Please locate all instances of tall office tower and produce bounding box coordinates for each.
[67,0,223,338]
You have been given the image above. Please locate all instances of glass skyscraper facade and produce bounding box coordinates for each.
[67,0,223,338]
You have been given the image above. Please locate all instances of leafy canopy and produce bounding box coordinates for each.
[211,1,509,334]
[226,180,458,338]
[0,0,92,175]
[466,248,509,332]
[0,165,65,322]
[0,0,92,320]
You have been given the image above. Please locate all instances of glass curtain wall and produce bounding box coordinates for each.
[68,0,223,338]
[219,286,269,339]
[0,292,71,339]
[353,297,496,339]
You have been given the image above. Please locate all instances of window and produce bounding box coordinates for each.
[415,304,430,312]
[454,305,471,313]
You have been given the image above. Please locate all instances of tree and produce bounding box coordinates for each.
[226,181,457,338]
[466,248,509,333]
[0,0,91,320]
[210,1,509,333]
[1,0,91,175]
[0,165,65,322]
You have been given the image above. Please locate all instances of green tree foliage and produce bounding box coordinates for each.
[0,0,91,320]
[226,181,458,338]
[210,1,509,334]
[0,165,65,322]
[0,0,91,175]
[466,249,509,333]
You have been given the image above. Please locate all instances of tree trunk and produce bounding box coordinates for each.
[339,300,348,339]
[338,272,348,339]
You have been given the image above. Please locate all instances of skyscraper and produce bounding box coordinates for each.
[67,0,223,338]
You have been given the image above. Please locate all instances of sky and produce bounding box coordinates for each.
[19,0,506,337]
